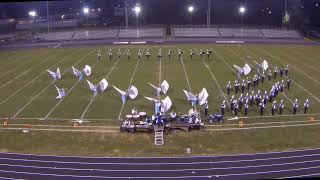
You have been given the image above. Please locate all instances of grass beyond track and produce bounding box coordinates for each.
[0,44,319,156]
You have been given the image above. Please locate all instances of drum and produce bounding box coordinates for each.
[133,115,140,121]
[126,115,132,120]
[139,112,147,119]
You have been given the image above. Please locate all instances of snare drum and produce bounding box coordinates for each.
[133,115,140,121]
[139,112,147,119]
[126,115,133,120]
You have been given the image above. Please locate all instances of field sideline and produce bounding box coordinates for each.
[0,43,320,156]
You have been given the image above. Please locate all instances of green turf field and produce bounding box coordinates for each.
[0,44,319,156]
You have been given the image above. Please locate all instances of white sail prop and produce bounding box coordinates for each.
[144,96,172,113]
[183,88,209,106]
[148,83,161,96]
[127,85,138,99]
[113,85,139,104]
[160,80,169,94]
[47,68,61,80]
[87,78,108,95]
[54,85,66,99]
[233,64,251,76]
[183,90,197,101]
[197,88,209,105]
[83,65,92,76]
[161,96,172,113]
[148,80,170,96]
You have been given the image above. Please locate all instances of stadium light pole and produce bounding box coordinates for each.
[188,5,194,26]
[83,7,89,25]
[124,0,128,29]
[47,0,49,33]
[239,6,246,27]
[133,4,141,28]
[28,10,37,41]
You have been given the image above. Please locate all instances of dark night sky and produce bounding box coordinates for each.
[0,0,319,27]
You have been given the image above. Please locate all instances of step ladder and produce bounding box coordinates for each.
[154,125,164,146]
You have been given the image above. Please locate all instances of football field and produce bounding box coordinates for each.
[0,43,320,156]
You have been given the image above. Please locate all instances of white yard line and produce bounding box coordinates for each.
[259,48,320,104]
[212,49,237,74]
[117,49,143,120]
[0,52,41,80]
[12,50,96,119]
[0,49,74,105]
[194,48,230,106]
[80,50,123,120]
[53,43,61,49]
[0,51,55,89]
[178,49,192,92]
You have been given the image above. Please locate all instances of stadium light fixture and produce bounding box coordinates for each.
[188,5,194,13]
[83,7,89,14]
[239,6,246,14]
[133,4,141,16]
[28,10,37,17]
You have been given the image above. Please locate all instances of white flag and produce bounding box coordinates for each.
[233,65,243,74]
[113,86,127,96]
[83,65,92,76]
[99,78,108,92]
[144,96,159,103]
[183,90,197,101]
[47,70,56,79]
[56,68,61,79]
[72,66,80,77]
[160,80,169,94]
[54,85,66,99]
[262,60,269,71]
[161,96,172,113]
[243,63,251,75]
[86,79,96,92]
[197,88,209,105]
[128,85,138,99]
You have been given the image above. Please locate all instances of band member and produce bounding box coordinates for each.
[285,64,289,76]
[304,99,309,114]
[221,100,226,115]
[241,80,246,93]
[279,99,284,115]
[287,77,292,90]
[268,69,272,81]
[247,78,252,91]
[280,67,284,77]
[272,101,277,116]
[293,99,299,115]
[235,80,239,94]
[244,101,249,116]
[97,50,101,60]
[204,100,209,116]
[274,66,278,79]
[259,102,265,116]
[226,81,231,95]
